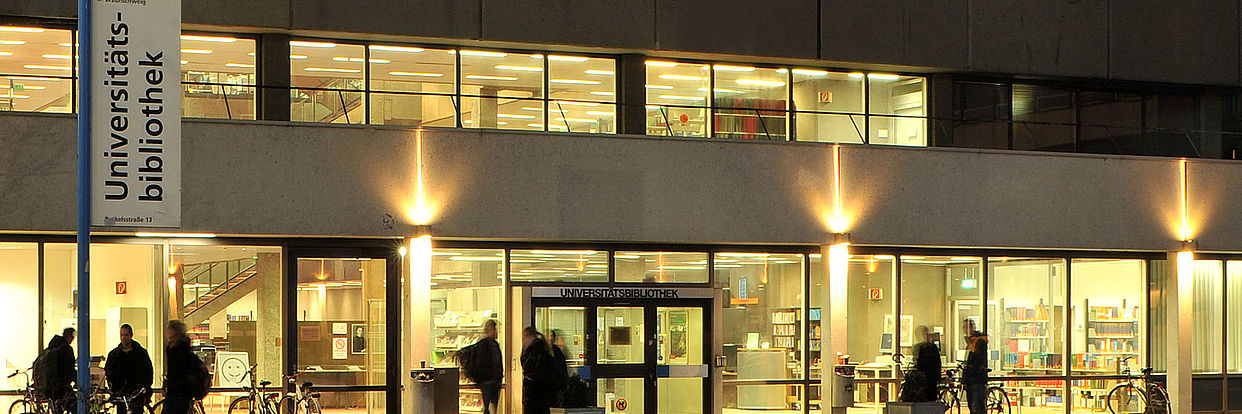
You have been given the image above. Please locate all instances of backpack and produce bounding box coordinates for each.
[549,346,568,391]
[187,357,212,399]
[458,343,483,382]
[31,347,59,397]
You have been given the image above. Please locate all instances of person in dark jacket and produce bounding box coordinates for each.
[520,327,553,414]
[105,324,153,414]
[162,320,198,414]
[547,330,569,407]
[910,325,942,402]
[45,328,77,414]
[961,318,989,414]
[468,320,504,414]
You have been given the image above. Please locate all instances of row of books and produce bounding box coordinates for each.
[1085,338,1136,353]
[1002,352,1062,369]
[1006,305,1050,321]
[1089,305,1140,320]
[1087,324,1136,336]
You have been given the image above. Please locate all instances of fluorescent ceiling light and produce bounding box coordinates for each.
[530,250,598,255]
[41,54,71,60]
[644,84,672,89]
[0,52,14,57]
[58,42,74,47]
[584,69,614,76]
[23,64,70,71]
[459,50,506,57]
[449,256,504,261]
[495,64,542,72]
[584,111,614,116]
[181,35,238,43]
[291,41,337,48]
[0,84,45,90]
[526,123,545,128]
[659,74,705,81]
[225,63,255,68]
[369,45,424,53]
[388,71,443,77]
[179,60,189,64]
[135,232,216,238]
[699,87,743,94]
[552,100,599,107]
[333,57,390,64]
[305,67,360,73]
[736,79,786,87]
[497,113,535,119]
[590,91,615,96]
[658,94,705,101]
[0,26,44,33]
[645,60,677,67]
[548,55,588,62]
[550,79,600,84]
[290,54,308,60]
[1,94,29,99]
[792,69,829,76]
[868,73,901,80]
[7,76,62,81]
[0,40,27,45]
[713,64,755,72]
[556,117,598,123]
[180,48,213,54]
[847,72,864,78]
[465,74,517,81]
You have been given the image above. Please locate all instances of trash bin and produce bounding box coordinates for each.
[410,367,459,414]
[832,365,856,409]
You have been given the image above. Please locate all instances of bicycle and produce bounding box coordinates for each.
[98,387,152,414]
[938,364,1010,414]
[276,369,321,414]
[227,364,281,414]
[148,394,205,414]
[1106,357,1169,414]
[7,368,74,414]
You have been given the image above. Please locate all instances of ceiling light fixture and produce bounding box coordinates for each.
[584,111,614,116]
[459,50,507,58]
[23,64,71,71]
[590,91,615,96]
[548,55,589,62]
[659,74,705,81]
[181,35,238,43]
[644,84,673,89]
[369,45,424,53]
[497,113,536,119]
[388,71,443,77]
[868,73,901,80]
[333,57,390,64]
[180,49,213,55]
[736,79,786,87]
[550,79,600,84]
[552,100,599,107]
[792,69,830,76]
[0,26,45,33]
[465,74,517,81]
[495,64,543,72]
[713,64,756,72]
[0,40,27,46]
[645,60,677,67]
[225,63,255,68]
[291,41,337,48]
[658,94,705,101]
[41,54,71,60]
[584,69,614,76]
[304,67,360,73]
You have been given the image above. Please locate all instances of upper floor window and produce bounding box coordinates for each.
[0,25,74,113]
[645,59,927,145]
[180,34,256,120]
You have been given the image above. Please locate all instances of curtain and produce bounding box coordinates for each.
[1192,261,1222,373]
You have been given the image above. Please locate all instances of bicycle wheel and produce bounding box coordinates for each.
[986,387,1010,414]
[1147,385,1169,414]
[8,399,34,414]
[276,396,296,414]
[228,397,259,414]
[939,387,960,414]
[1106,384,1148,414]
[304,398,320,414]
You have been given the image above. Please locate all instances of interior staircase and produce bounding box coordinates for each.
[180,257,260,326]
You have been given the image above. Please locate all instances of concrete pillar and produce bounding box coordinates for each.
[259,34,291,122]
[255,252,282,382]
[822,242,850,414]
[1167,251,1194,414]
[617,54,647,136]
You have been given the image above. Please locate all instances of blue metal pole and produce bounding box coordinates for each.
[76,0,91,412]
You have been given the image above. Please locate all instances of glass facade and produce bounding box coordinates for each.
[180,34,257,120]
[0,25,74,113]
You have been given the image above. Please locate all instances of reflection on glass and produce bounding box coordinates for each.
[0,26,73,113]
[1070,259,1145,375]
[870,115,926,146]
[0,243,37,382]
[658,307,703,365]
[868,75,925,116]
[849,254,896,368]
[369,45,455,127]
[598,378,645,414]
[509,250,607,282]
[597,307,644,364]
[658,377,702,414]
[295,257,387,385]
[723,383,803,411]
[953,82,1012,149]
[901,256,983,366]
[180,34,256,120]
[290,41,365,124]
[430,249,503,371]
[712,65,787,140]
[793,112,866,144]
[1013,84,1075,152]
[1072,378,1133,414]
[461,50,543,99]
[716,253,804,380]
[615,252,708,283]
[646,60,708,137]
[536,306,585,366]
[988,258,1066,375]
[792,70,863,115]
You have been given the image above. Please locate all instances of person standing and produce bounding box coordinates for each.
[961,319,989,414]
[462,320,503,414]
[910,325,942,402]
[40,327,77,414]
[105,324,153,414]
[162,320,200,414]
[547,330,569,407]
[520,327,553,414]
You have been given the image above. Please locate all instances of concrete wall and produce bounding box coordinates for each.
[1,0,1239,86]
[1,114,1233,251]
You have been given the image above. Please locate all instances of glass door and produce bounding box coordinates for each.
[656,306,707,414]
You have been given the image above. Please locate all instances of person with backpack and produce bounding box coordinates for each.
[163,320,210,414]
[105,324,153,414]
[35,327,77,414]
[961,318,990,414]
[547,330,569,407]
[460,320,503,414]
[520,327,554,414]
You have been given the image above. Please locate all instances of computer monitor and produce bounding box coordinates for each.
[879,332,894,355]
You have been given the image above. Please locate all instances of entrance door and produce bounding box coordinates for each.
[533,300,710,414]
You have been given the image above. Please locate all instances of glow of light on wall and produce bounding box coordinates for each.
[410,235,432,302]
[407,129,435,225]
[829,243,850,287]
[1176,249,1194,293]
[828,144,851,233]
[1179,159,1191,241]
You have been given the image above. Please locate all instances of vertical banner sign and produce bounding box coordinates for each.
[91,0,181,227]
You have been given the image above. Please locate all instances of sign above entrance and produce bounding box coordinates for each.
[532,287,714,299]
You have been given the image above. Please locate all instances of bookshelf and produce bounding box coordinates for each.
[1073,299,1141,372]
[1000,299,1063,371]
